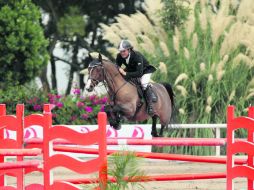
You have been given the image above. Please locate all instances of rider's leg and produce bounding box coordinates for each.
[140,73,151,89]
[141,74,157,101]
[141,73,154,116]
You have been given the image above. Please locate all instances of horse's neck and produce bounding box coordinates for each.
[104,63,123,89]
[104,62,137,101]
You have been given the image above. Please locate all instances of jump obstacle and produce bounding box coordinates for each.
[0,104,254,189]
[25,137,239,146]
[0,104,107,190]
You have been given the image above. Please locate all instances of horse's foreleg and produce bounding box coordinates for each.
[151,116,158,137]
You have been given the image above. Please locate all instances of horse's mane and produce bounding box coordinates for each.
[102,59,115,65]
[102,59,142,90]
[102,59,120,73]
[89,58,117,71]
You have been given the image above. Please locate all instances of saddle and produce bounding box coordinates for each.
[128,78,157,102]
[128,78,158,117]
[128,78,144,100]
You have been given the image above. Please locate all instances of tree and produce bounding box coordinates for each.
[0,0,49,89]
[32,0,145,94]
[55,6,87,95]
[161,0,190,31]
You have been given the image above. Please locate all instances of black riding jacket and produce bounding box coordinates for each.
[115,50,156,79]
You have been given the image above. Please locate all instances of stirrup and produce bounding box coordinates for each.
[148,110,154,116]
[151,93,157,102]
[147,105,154,116]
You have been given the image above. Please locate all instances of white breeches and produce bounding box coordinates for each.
[141,73,152,89]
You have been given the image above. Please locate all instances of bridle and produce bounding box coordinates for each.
[88,62,128,103]
[87,65,102,88]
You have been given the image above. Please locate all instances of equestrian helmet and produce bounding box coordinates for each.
[118,40,133,51]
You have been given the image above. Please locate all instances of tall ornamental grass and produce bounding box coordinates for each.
[101,0,254,155]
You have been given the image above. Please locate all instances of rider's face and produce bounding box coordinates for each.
[120,49,129,59]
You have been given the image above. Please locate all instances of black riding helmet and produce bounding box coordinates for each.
[118,40,133,51]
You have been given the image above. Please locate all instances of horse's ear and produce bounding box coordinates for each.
[88,53,93,60]
[98,53,102,62]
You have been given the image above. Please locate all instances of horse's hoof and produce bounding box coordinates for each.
[151,132,159,137]
[112,124,121,130]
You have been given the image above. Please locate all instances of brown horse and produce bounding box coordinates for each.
[85,54,174,137]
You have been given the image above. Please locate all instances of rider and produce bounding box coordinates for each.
[115,39,157,116]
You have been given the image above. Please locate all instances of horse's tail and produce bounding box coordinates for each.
[161,83,175,107]
[161,83,178,127]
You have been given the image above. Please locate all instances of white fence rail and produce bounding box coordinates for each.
[168,124,227,156]
[5,123,227,156]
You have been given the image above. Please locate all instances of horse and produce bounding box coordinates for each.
[85,54,174,137]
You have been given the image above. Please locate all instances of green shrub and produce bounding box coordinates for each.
[84,151,147,190]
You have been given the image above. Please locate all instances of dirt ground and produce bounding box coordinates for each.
[5,159,246,190]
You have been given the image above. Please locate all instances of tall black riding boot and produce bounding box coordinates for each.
[145,86,154,116]
[147,84,157,102]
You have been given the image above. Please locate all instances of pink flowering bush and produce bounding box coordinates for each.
[0,85,108,125]
[47,93,107,125]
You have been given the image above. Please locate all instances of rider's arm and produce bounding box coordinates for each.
[115,54,123,67]
[125,55,143,78]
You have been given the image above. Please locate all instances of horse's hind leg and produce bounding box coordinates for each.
[151,116,158,137]
[159,125,166,137]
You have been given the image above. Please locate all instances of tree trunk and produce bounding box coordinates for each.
[44,0,58,93]
[65,40,79,95]
[79,73,85,91]
[65,66,75,95]
[39,65,50,93]
[50,55,57,91]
